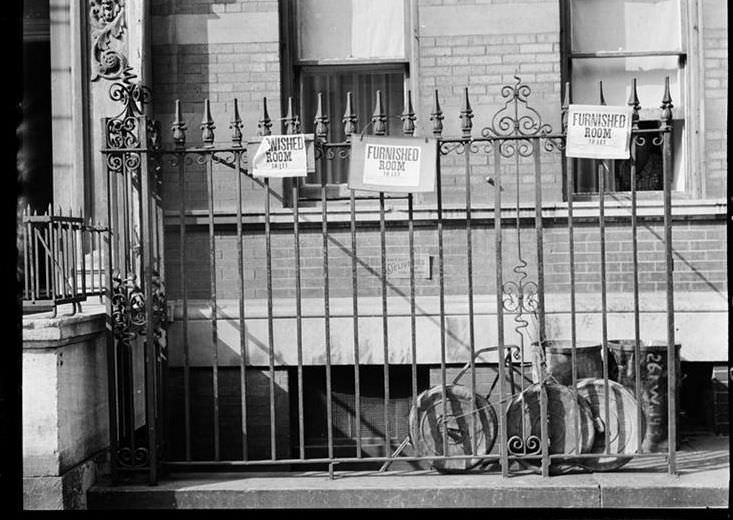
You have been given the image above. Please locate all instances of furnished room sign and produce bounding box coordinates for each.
[348,135,437,193]
[251,134,313,178]
[566,105,633,160]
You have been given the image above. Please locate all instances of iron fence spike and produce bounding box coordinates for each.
[230,98,243,145]
[258,96,272,136]
[628,78,640,124]
[661,76,673,123]
[201,99,215,146]
[430,89,444,137]
[401,90,416,136]
[172,99,187,148]
[342,91,357,140]
[314,92,329,140]
[599,81,606,106]
[372,90,386,136]
[460,86,474,137]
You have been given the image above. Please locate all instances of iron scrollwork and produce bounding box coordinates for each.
[111,272,168,360]
[90,0,128,82]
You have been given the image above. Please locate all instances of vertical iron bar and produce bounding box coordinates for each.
[492,146,508,477]
[139,119,158,485]
[104,160,119,484]
[599,160,610,456]
[661,78,676,474]
[401,91,418,413]
[293,181,305,460]
[460,87,478,457]
[628,79,644,451]
[379,191,390,458]
[45,209,53,300]
[321,146,334,463]
[264,177,277,460]
[349,189,362,457]
[345,93,361,457]
[534,141,549,477]
[206,150,220,462]
[23,208,29,300]
[430,90,448,462]
[234,150,248,461]
[178,149,191,461]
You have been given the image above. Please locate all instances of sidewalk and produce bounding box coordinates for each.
[88,433,729,509]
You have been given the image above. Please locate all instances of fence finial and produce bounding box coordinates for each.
[460,86,473,138]
[627,78,640,125]
[660,76,673,125]
[172,99,187,148]
[258,97,272,136]
[200,99,215,147]
[284,96,299,135]
[401,90,416,136]
[372,90,386,136]
[314,92,329,140]
[598,81,606,106]
[430,89,444,137]
[343,91,357,141]
[230,98,243,146]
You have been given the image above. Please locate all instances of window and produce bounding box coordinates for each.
[562,0,687,195]
[281,0,409,202]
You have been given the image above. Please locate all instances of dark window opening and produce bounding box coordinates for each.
[291,365,429,463]
[21,0,53,213]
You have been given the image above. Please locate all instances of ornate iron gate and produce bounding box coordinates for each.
[102,74,677,483]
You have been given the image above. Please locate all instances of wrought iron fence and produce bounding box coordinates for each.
[101,73,678,484]
[20,205,108,316]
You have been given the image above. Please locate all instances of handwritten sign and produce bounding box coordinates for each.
[348,135,437,193]
[252,134,311,178]
[566,105,633,159]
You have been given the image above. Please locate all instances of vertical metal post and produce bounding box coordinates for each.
[344,92,362,458]
[661,78,677,474]
[598,83,611,457]
[104,158,119,484]
[492,146,508,477]
[430,90,448,461]
[460,87,478,456]
[172,100,192,462]
[401,90,418,416]
[628,79,644,450]
[139,116,158,485]
[201,99,220,462]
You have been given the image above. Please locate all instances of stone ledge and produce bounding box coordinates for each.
[22,305,106,347]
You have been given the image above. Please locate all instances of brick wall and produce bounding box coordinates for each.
[701,1,728,197]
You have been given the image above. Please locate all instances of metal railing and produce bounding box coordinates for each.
[101,74,678,484]
[20,205,108,316]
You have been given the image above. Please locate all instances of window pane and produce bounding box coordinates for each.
[571,0,681,53]
[298,0,406,61]
[300,67,405,184]
[351,0,405,59]
[571,56,681,106]
[298,0,352,61]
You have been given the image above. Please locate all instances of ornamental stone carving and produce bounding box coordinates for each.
[90,0,128,82]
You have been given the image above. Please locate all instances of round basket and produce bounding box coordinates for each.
[409,384,497,473]
[506,383,595,474]
[575,378,644,471]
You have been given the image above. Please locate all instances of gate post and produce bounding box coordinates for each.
[101,68,166,485]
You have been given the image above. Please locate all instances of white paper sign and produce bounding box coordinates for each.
[363,143,422,187]
[566,105,633,159]
[252,134,308,177]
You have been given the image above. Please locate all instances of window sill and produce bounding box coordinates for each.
[163,198,726,226]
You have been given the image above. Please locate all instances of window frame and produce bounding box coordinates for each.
[279,0,414,207]
[559,0,702,200]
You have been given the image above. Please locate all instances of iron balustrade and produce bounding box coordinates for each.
[20,206,108,317]
[101,74,678,484]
